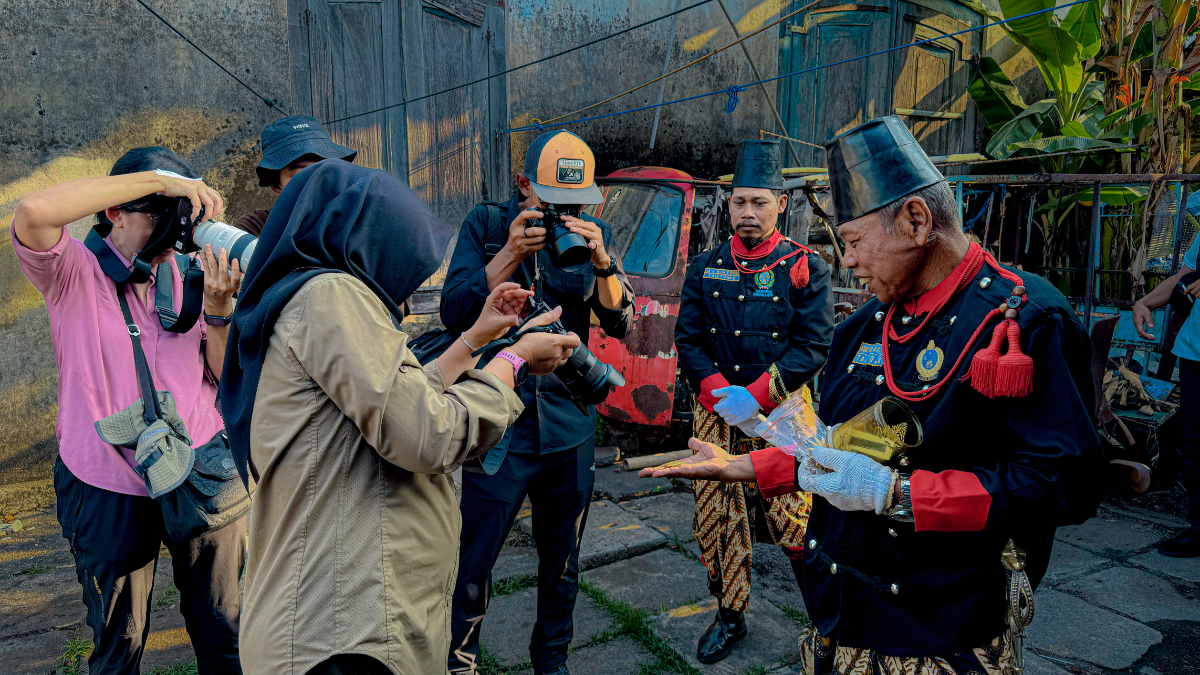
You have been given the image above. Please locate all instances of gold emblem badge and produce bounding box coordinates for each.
[915,340,944,382]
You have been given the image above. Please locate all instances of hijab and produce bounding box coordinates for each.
[220,160,451,483]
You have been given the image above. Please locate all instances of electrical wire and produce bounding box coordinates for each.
[129,0,289,116]
[323,0,716,126]
[501,0,1091,135]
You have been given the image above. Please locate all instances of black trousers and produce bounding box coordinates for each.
[448,441,595,674]
[54,458,245,675]
[1177,359,1200,532]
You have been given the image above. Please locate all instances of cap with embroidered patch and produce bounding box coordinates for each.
[522,130,603,205]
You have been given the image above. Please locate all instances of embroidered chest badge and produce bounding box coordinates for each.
[703,267,740,282]
[753,269,775,296]
[852,342,883,367]
[916,340,945,381]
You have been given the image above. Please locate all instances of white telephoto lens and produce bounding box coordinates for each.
[192,221,257,272]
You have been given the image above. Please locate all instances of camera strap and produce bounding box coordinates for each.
[85,228,155,285]
[154,254,206,333]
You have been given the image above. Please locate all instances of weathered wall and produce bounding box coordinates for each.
[0,0,290,488]
[506,0,781,184]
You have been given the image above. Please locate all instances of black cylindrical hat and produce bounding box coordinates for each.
[824,116,944,223]
[731,139,784,191]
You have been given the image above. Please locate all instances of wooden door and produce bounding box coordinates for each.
[289,0,509,289]
[778,1,893,166]
[890,0,979,158]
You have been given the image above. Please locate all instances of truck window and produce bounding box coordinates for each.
[585,183,683,278]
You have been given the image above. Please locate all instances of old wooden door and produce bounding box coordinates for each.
[890,0,980,159]
[778,0,894,166]
[289,0,509,295]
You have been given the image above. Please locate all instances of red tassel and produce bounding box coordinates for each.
[994,321,1034,397]
[790,254,810,288]
[968,321,1008,398]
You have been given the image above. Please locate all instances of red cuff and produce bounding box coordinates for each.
[744,371,779,413]
[911,470,992,532]
[699,373,731,413]
[749,447,799,498]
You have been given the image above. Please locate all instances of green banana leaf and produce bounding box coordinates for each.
[1099,112,1153,141]
[1060,0,1102,61]
[1060,121,1092,138]
[985,99,1058,158]
[968,57,1029,131]
[1036,186,1148,211]
[1007,135,1124,156]
[998,0,1086,99]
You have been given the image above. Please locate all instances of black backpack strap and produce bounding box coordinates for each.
[115,284,163,426]
[482,202,504,259]
[155,254,205,333]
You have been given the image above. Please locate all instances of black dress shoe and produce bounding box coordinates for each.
[1158,529,1200,558]
[697,607,748,664]
[534,664,569,675]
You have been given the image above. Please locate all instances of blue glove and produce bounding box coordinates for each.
[712,386,761,427]
[798,446,895,514]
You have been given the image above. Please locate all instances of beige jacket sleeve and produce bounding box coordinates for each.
[287,275,524,474]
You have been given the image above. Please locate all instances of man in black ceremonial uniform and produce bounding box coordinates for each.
[674,139,833,664]
[646,118,1109,674]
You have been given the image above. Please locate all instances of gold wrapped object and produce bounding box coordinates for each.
[829,396,923,466]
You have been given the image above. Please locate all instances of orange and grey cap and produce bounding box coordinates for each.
[522,130,603,205]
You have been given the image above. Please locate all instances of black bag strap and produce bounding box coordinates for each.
[115,284,163,426]
[482,202,505,259]
[86,228,153,285]
[155,254,206,333]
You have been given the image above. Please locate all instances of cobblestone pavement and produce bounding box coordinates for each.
[1,451,1197,675]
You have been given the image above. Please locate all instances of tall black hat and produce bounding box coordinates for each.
[824,116,944,223]
[731,139,784,191]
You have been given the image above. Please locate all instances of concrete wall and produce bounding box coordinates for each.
[506,0,780,183]
[0,0,290,489]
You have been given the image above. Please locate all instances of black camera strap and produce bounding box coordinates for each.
[115,283,164,427]
[155,254,206,333]
[85,228,154,285]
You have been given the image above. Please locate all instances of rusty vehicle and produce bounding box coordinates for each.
[582,166,862,451]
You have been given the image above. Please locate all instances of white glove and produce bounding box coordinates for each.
[735,413,768,437]
[798,446,895,514]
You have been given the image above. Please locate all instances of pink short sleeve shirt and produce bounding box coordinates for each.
[11,224,223,496]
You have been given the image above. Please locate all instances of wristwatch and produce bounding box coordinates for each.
[204,310,233,327]
[495,350,529,386]
[884,474,914,522]
[593,258,617,278]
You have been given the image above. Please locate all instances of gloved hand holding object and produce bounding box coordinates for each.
[798,446,896,513]
[712,386,762,428]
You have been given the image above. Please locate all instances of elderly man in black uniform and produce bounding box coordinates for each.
[647,118,1108,673]
[674,139,834,664]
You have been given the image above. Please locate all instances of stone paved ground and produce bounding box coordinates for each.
[2,453,1198,675]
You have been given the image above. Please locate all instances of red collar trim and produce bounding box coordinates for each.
[731,229,783,258]
[902,243,981,316]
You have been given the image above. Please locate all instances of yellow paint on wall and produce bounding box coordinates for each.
[736,0,782,33]
[683,27,721,51]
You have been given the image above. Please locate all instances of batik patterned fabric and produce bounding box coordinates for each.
[691,392,811,612]
[798,626,1017,675]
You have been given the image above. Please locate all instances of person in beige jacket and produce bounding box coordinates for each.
[219,160,580,675]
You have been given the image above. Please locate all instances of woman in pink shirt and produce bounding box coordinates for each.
[12,147,245,675]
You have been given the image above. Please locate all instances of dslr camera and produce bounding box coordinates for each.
[168,198,258,272]
[527,204,592,273]
[516,296,625,407]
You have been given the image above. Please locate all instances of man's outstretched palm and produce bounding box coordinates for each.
[638,438,756,482]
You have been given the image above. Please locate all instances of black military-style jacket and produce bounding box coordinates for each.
[675,237,833,405]
[805,257,1108,655]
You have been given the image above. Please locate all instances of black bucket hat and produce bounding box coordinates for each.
[731,139,784,191]
[255,115,357,186]
[825,116,944,224]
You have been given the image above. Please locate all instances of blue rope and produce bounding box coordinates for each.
[501,0,1089,135]
[724,85,746,114]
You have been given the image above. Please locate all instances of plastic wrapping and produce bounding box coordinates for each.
[753,394,923,468]
[752,392,830,465]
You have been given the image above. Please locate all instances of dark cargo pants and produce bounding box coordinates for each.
[448,441,595,674]
[54,458,245,675]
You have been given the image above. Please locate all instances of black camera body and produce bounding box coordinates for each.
[518,297,625,406]
[528,205,593,273]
